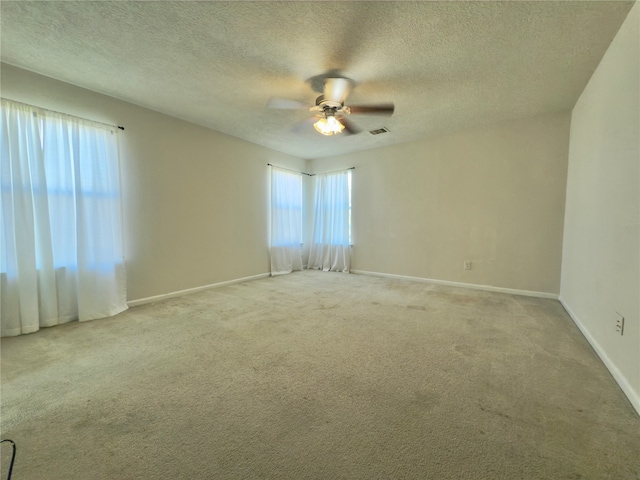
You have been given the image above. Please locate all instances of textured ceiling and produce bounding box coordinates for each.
[0,1,634,159]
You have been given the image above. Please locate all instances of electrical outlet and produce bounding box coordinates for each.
[615,312,625,336]
[464,261,472,270]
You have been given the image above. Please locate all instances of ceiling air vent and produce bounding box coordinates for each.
[369,127,390,135]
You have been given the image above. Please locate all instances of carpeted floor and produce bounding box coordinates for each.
[1,270,639,479]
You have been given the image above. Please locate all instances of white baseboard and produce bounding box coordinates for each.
[127,272,270,307]
[559,297,640,416]
[350,270,558,299]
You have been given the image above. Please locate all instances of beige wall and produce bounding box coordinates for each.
[310,112,570,294]
[1,63,305,301]
[560,3,639,413]
[0,64,571,300]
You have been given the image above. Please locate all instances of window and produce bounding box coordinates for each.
[270,166,303,275]
[348,169,352,245]
[308,169,352,272]
[1,98,127,336]
[271,168,302,247]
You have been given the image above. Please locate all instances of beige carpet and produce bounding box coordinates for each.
[1,270,639,479]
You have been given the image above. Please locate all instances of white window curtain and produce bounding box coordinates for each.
[308,170,351,273]
[1,99,127,337]
[270,166,303,275]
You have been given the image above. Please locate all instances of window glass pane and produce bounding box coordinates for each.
[271,168,302,247]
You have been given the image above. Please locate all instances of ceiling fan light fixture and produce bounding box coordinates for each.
[313,115,344,136]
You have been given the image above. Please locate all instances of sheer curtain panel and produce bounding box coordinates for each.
[0,99,127,336]
[270,166,303,275]
[308,170,351,272]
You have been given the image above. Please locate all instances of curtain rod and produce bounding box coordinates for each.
[1,97,125,131]
[267,163,312,176]
[267,164,355,177]
[312,167,355,176]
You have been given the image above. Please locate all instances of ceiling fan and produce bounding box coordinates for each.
[267,77,394,136]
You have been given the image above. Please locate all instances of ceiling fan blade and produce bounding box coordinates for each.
[348,104,395,115]
[324,78,351,104]
[267,97,309,110]
[337,116,360,135]
[292,116,319,133]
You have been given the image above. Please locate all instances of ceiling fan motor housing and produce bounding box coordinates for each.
[315,95,342,109]
[269,75,391,134]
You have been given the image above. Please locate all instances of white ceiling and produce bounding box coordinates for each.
[0,1,634,159]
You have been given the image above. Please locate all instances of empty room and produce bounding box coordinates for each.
[1,2,638,479]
